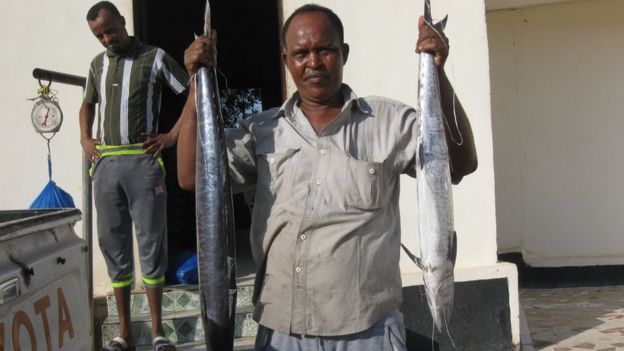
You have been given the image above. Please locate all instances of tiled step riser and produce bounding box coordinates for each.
[107,285,254,316]
[102,313,258,346]
[103,285,257,346]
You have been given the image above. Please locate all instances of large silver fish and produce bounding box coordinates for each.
[408,0,457,334]
[195,2,237,350]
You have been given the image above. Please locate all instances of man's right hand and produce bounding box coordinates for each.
[81,137,101,162]
[184,31,218,75]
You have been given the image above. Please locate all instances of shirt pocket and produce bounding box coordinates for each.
[345,157,385,210]
[255,148,301,204]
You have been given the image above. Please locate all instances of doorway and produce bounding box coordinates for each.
[132,0,284,284]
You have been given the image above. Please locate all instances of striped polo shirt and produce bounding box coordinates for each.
[84,37,188,145]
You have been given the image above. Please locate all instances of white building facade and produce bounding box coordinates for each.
[488,0,624,267]
[6,0,621,348]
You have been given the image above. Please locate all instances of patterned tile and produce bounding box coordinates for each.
[107,294,118,316]
[178,320,196,338]
[241,316,259,338]
[601,327,624,334]
[193,317,206,342]
[176,291,193,310]
[185,291,201,310]
[234,312,258,338]
[134,323,151,346]
[131,293,146,315]
[162,292,175,312]
[521,286,624,351]
[101,323,119,344]
[139,296,151,314]
[102,284,258,347]
[237,285,254,308]
[163,320,176,339]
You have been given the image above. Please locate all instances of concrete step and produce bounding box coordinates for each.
[102,306,258,345]
[135,337,256,351]
[102,280,258,347]
[106,284,255,317]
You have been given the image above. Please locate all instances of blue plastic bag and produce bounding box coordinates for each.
[30,180,75,209]
[176,253,199,284]
[30,154,74,209]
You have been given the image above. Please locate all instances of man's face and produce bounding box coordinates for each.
[282,12,349,105]
[88,8,130,54]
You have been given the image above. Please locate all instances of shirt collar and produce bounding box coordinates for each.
[273,84,372,120]
[105,37,142,58]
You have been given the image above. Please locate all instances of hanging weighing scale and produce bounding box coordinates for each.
[28,79,74,209]
[31,91,63,133]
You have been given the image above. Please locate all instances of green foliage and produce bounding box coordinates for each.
[219,88,262,128]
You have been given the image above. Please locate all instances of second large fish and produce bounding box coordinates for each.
[414,0,457,334]
[195,2,237,350]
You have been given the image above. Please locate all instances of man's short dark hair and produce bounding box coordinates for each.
[281,4,344,49]
[86,1,122,21]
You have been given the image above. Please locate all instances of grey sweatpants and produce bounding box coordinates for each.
[254,309,407,351]
[92,153,168,287]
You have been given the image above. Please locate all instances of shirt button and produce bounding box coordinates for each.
[300,234,307,241]
[369,168,376,175]
[320,149,327,156]
[295,266,302,273]
[316,179,322,185]
[269,158,276,164]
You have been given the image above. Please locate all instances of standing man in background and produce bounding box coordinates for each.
[79,2,187,350]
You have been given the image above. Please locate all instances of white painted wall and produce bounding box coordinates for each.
[486,0,586,11]
[1,0,504,299]
[2,0,517,343]
[0,0,133,296]
[488,0,624,266]
[283,0,499,271]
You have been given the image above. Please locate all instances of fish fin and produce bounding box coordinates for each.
[401,243,424,269]
[435,15,448,32]
[418,142,425,170]
[449,231,458,266]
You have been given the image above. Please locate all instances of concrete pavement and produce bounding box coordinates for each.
[520,285,624,351]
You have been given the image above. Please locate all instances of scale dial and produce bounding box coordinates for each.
[31,97,63,133]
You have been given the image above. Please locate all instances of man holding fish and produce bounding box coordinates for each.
[178,3,477,350]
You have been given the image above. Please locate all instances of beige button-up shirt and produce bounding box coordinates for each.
[225,85,419,336]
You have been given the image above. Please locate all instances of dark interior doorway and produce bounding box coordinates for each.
[132,0,284,284]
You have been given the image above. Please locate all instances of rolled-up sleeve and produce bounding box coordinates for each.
[390,104,420,178]
[83,64,99,104]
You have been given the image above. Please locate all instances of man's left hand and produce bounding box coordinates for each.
[415,16,449,68]
[142,132,176,157]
